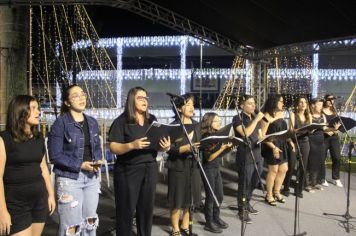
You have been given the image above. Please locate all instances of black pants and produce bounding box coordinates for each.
[202,167,223,222]
[321,135,341,180]
[237,160,263,211]
[114,162,158,236]
[309,134,325,186]
[284,140,310,192]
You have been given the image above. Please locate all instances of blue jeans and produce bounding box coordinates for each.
[56,171,100,236]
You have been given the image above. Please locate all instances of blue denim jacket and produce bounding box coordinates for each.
[48,112,102,180]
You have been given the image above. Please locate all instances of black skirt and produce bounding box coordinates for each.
[167,159,202,209]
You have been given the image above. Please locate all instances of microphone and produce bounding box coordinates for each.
[166,92,185,101]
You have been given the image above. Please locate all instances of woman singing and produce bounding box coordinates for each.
[307,98,328,191]
[282,97,312,197]
[261,94,295,206]
[109,87,170,236]
[0,95,55,235]
[48,85,102,236]
[167,94,201,236]
[200,112,231,233]
[321,94,343,187]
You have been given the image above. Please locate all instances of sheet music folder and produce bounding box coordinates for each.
[200,124,244,149]
[257,130,292,145]
[295,123,327,133]
[328,116,356,133]
[144,121,181,150]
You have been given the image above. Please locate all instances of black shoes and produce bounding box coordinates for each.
[214,217,229,229]
[238,211,252,224]
[295,192,303,198]
[246,204,259,215]
[180,228,198,236]
[204,222,223,233]
[281,189,290,197]
[171,230,181,236]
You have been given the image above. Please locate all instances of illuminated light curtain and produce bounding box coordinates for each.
[116,38,123,108]
[312,47,319,98]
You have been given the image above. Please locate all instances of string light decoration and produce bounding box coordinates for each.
[312,51,319,98]
[30,5,355,112]
[30,5,117,109]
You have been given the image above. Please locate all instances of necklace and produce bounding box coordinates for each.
[78,121,84,128]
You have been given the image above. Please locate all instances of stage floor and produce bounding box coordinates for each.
[44,167,356,236]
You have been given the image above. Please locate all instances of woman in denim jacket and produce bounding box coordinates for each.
[48,84,103,236]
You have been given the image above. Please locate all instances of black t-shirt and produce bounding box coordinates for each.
[79,118,92,162]
[0,130,45,185]
[166,119,201,171]
[201,132,223,169]
[232,113,262,164]
[109,113,158,165]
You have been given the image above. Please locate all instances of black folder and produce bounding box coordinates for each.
[328,116,356,133]
[200,124,243,149]
[144,121,181,150]
[295,123,327,133]
[200,135,244,149]
[257,129,292,145]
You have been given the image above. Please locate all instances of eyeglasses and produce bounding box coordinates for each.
[136,96,149,101]
[70,92,87,101]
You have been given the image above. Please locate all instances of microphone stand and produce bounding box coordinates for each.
[323,102,355,233]
[286,109,307,236]
[169,97,219,236]
[236,110,265,236]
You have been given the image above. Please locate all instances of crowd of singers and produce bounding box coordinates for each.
[0,85,344,236]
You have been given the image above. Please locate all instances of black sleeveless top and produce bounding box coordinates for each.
[294,114,309,141]
[0,130,45,185]
[311,115,325,137]
[262,118,289,161]
[323,112,338,137]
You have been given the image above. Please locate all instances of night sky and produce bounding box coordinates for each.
[87,6,180,38]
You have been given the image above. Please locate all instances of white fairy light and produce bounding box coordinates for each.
[116,38,123,108]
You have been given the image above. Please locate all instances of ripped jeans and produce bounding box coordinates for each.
[56,171,100,236]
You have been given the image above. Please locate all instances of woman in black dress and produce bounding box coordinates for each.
[321,94,342,187]
[167,94,201,236]
[282,97,311,197]
[0,95,55,235]
[261,95,295,206]
[307,98,328,190]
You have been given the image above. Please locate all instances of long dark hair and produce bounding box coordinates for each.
[6,95,40,142]
[60,84,79,114]
[172,93,194,120]
[262,94,283,117]
[200,112,218,136]
[124,86,150,124]
[294,96,311,122]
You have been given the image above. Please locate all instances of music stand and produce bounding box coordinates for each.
[323,108,355,233]
[289,123,325,236]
